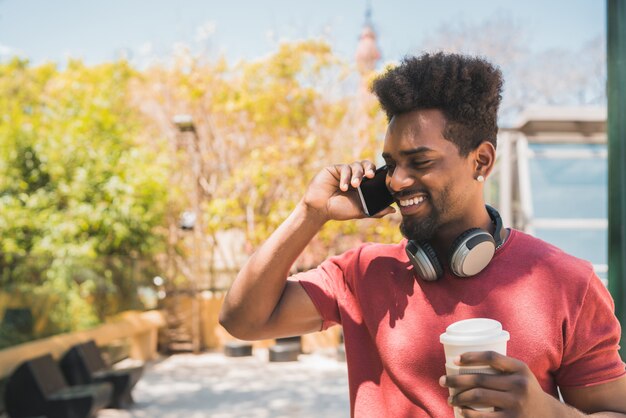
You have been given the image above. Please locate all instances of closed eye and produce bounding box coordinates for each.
[412,160,433,168]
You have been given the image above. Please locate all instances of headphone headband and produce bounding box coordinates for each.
[486,205,503,248]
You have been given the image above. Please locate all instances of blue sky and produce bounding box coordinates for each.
[0,0,605,66]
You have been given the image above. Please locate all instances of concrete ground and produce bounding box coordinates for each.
[98,348,350,418]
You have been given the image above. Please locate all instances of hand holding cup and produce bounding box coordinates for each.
[440,318,510,417]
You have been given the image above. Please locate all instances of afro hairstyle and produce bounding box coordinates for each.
[372,52,503,156]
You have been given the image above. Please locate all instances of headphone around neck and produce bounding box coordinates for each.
[405,205,503,281]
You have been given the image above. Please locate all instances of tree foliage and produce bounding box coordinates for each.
[134,39,401,283]
[0,41,401,347]
[0,58,169,338]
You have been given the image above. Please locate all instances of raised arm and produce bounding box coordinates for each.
[219,161,395,341]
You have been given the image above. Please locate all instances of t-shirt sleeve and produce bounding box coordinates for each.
[556,271,626,387]
[293,248,358,331]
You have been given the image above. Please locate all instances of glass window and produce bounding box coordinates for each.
[528,144,607,219]
[526,143,607,280]
[533,228,607,267]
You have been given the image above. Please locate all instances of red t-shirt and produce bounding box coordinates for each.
[296,229,625,418]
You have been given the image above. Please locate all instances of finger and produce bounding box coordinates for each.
[458,407,503,418]
[362,160,377,178]
[442,372,527,393]
[451,387,517,411]
[337,164,352,192]
[457,351,527,374]
[349,162,365,188]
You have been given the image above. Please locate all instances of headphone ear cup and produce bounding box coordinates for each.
[406,240,443,281]
[449,228,496,277]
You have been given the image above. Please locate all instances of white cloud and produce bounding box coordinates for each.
[195,21,216,43]
[138,41,153,56]
[266,29,276,45]
[0,42,18,56]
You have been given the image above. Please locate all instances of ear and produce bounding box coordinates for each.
[472,141,496,179]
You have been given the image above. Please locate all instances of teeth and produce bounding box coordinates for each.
[399,196,425,207]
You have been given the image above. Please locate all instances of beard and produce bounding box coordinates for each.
[399,186,451,242]
[400,211,438,242]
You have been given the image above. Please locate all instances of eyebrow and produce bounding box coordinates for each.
[382,146,434,159]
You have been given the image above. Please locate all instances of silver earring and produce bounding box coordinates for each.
[477,175,485,183]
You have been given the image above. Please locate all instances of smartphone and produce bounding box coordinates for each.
[357,166,394,216]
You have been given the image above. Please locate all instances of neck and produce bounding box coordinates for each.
[430,204,496,262]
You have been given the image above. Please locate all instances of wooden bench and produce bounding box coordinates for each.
[4,354,112,418]
[60,340,143,409]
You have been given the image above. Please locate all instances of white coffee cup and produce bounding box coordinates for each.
[440,318,510,418]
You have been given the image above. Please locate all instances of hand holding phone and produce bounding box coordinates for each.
[357,166,394,216]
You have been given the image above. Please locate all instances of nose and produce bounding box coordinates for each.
[387,165,414,192]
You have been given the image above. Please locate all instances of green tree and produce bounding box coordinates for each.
[0,58,169,341]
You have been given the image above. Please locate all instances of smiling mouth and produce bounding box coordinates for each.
[397,195,426,208]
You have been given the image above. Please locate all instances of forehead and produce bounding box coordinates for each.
[383,108,456,156]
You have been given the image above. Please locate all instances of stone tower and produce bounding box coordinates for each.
[355,3,381,98]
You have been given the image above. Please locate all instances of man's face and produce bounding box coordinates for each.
[382,109,476,242]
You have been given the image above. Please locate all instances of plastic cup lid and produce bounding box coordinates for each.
[440,318,510,346]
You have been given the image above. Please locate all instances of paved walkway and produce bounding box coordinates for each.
[98,349,350,418]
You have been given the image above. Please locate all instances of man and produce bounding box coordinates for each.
[219,52,626,417]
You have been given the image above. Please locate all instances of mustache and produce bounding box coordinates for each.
[391,189,429,199]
